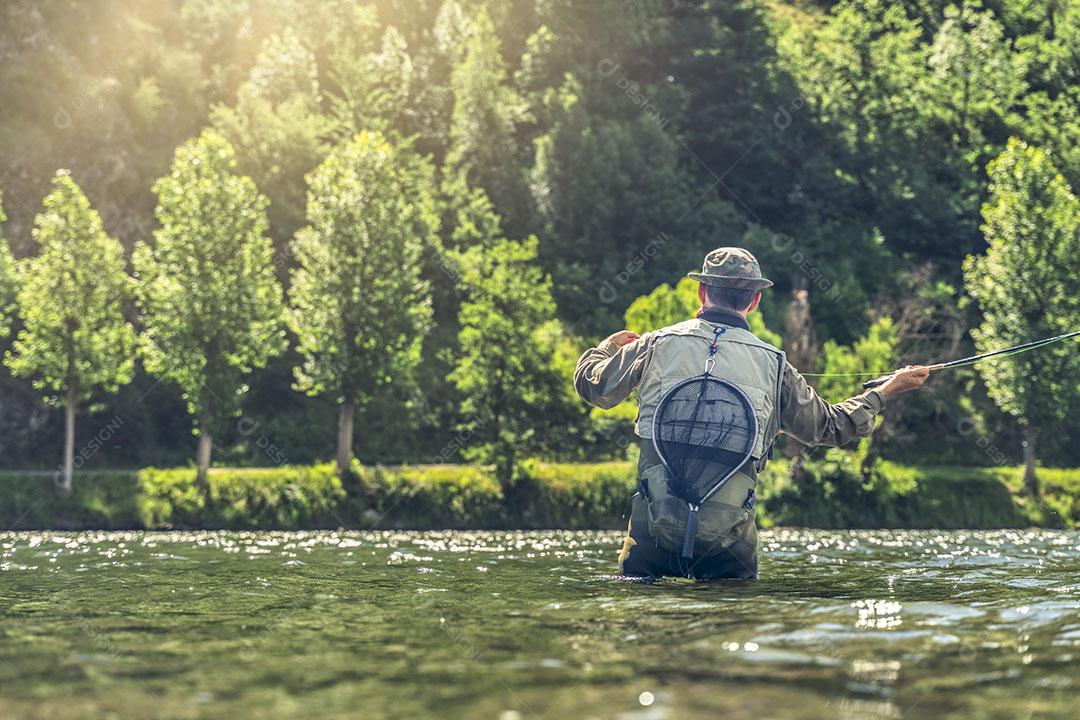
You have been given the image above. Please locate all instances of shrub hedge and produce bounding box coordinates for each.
[0,458,1076,531]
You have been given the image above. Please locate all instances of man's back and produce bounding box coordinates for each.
[572,246,929,579]
[632,314,784,461]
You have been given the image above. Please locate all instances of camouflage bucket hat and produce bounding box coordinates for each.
[688,247,773,290]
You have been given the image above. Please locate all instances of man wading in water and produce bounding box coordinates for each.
[574,248,929,580]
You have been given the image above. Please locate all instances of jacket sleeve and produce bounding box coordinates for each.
[778,362,887,447]
[573,333,655,409]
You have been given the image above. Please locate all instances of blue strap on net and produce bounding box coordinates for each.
[681,504,701,559]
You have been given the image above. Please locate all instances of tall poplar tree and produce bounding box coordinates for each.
[445,9,530,237]
[964,139,1080,494]
[926,1,1026,152]
[134,131,286,488]
[211,29,333,253]
[449,232,571,482]
[289,130,437,478]
[4,171,136,492]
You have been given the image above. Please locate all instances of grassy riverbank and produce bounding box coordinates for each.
[1,456,1077,531]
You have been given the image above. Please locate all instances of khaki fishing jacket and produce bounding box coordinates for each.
[574,310,886,454]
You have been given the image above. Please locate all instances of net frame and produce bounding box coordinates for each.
[651,374,758,504]
[650,370,758,559]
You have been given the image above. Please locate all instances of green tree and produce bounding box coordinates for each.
[445,9,531,237]
[925,2,1026,151]
[289,130,437,478]
[818,317,900,476]
[818,317,900,403]
[329,26,416,139]
[1022,88,1080,191]
[0,191,16,340]
[4,171,135,492]
[774,0,965,266]
[624,278,699,337]
[964,138,1080,494]
[531,88,704,333]
[449,234,570,482]
[134,131,286,488]
[211,29,333,254]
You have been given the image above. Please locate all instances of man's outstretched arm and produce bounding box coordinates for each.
[574,330,653,409]
[780,364,929,447]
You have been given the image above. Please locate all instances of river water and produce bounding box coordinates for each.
[1,529,1077,719]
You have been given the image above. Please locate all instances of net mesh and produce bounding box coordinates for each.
[652,375,757,506]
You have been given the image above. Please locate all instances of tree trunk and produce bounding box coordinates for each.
[497,441,525,515]
[784,286,816,372]
[497,443,515,488]
[1022,423,1039,497]
[783,285,815,462]
[336,401,355,478]
[60,382,76,495]
[196,432,213,491]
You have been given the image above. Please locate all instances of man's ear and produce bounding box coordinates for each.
[697,283,707,304]
[747,292,762,313]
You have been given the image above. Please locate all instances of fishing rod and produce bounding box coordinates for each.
[861,331,1080,389]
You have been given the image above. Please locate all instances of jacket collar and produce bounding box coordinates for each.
[695,306,750,331]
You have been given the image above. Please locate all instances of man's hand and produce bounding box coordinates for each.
[879,365,930,398]
[603,330,640,348]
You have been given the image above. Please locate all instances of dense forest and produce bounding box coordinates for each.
[0,0,1077,481]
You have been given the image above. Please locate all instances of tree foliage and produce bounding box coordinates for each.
[446,9,531,236]
[134,131,286,435]
[289,130,436,413]
[818,318,900,404]
[0,192,16,340]
[0,0,1077,470]
[4,171,135,403]
[330,26,416,139]
[964,138,1080,428]
[531,84,711,333]
[449,233,577,476]
[211,29,333,251]
[926,1,1027,152]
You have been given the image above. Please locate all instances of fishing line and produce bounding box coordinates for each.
[801,370,888,378]
[797,331,1080,387]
